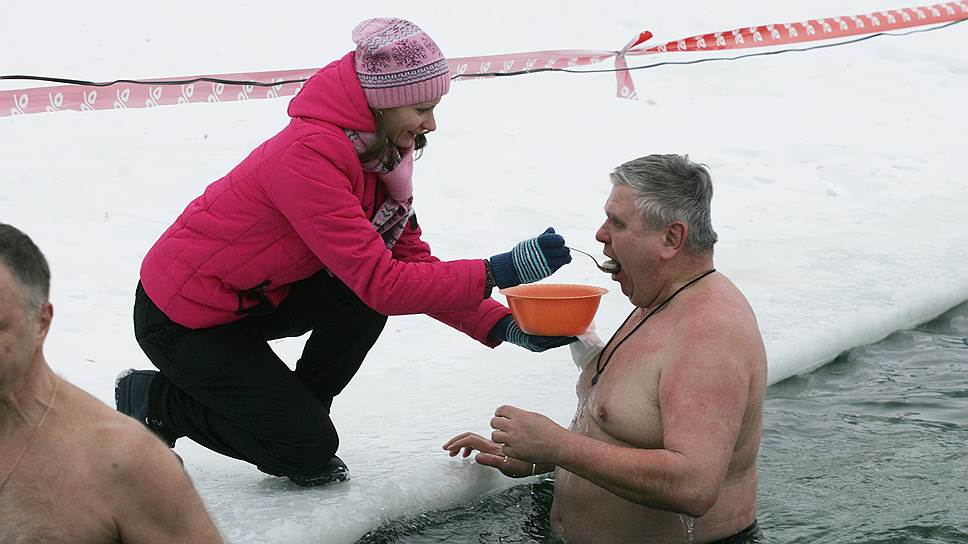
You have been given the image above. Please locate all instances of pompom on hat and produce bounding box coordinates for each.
[351,18,451,109]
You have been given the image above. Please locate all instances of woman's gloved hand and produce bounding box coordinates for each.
[488,227,571,289]
[489,315,577,352]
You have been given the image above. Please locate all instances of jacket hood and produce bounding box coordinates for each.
[287,51,377,132]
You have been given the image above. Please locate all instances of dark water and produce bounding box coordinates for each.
[358,301,968,544]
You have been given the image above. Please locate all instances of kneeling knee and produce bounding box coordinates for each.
[278,433,338,473]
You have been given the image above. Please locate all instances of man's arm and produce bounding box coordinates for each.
[492,338,752,517]
[109,430,223,543]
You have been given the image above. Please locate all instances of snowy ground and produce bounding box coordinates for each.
[2,1,967,542]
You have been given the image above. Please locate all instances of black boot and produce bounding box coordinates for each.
[258,455,350,487]
[115,369,177,449]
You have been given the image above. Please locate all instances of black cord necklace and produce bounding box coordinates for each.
[590,269,716,386]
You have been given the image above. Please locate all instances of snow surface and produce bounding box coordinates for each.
[2,1,967,542]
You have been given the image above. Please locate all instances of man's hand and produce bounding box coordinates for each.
[489,404,566,465]
[443,432,536,478]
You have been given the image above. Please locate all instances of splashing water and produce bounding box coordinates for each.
[678,514,695,544]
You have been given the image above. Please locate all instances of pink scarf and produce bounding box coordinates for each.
[344,130,415,248]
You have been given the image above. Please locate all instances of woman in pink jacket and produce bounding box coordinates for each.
[115,18,574,486]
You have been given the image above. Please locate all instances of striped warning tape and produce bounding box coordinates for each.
[2,2,965,117]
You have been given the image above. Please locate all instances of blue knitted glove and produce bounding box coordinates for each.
[489,315,578,353]
[489,227,571,289]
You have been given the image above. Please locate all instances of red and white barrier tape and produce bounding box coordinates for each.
[2,2,965,118]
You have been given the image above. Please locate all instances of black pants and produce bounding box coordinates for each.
[133,271,387,478]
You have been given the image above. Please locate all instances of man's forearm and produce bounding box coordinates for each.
[551,430,717,517]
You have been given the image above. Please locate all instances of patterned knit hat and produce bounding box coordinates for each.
[351,18,451,109]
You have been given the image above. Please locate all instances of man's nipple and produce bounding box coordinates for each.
[595,404,608,424]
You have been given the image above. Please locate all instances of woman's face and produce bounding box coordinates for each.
[380,98,440,148]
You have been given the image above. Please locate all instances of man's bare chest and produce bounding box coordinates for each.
[0,438,117,543]
[574,337,667,449]
[0,489,75,543]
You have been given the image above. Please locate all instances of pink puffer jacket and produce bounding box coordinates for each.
[139,51,508,345]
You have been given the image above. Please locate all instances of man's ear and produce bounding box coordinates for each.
[660,221,688,258]
[36,302,53,343]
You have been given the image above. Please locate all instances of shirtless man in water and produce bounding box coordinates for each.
[0,223,222,543]
[445,155,768,543]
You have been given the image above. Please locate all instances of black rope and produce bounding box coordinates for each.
[0,74,308,88]
[590,268,717,386]
[0,18,963,88]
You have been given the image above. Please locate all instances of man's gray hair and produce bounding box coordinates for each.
[0,223,51,313]
[609,154,718,253]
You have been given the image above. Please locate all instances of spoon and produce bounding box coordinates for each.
[566,246,621,274]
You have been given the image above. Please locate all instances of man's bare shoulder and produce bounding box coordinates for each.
[58,379,184,483]
[53,380,224,542]
[681,276,763,349]
[0,378,204,544]
[656,276,766,392]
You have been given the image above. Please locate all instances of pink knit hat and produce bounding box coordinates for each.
[351,18,451,109]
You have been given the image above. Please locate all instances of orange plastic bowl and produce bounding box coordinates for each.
[499,284,608,336]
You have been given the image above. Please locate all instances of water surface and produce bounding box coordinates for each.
[359,301,968,543]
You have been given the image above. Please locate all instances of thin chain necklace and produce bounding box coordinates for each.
[590,269,716,386]
[0,375,60,495]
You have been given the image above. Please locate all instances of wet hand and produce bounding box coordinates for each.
[490,405,566,465]
[443,432,536,478]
